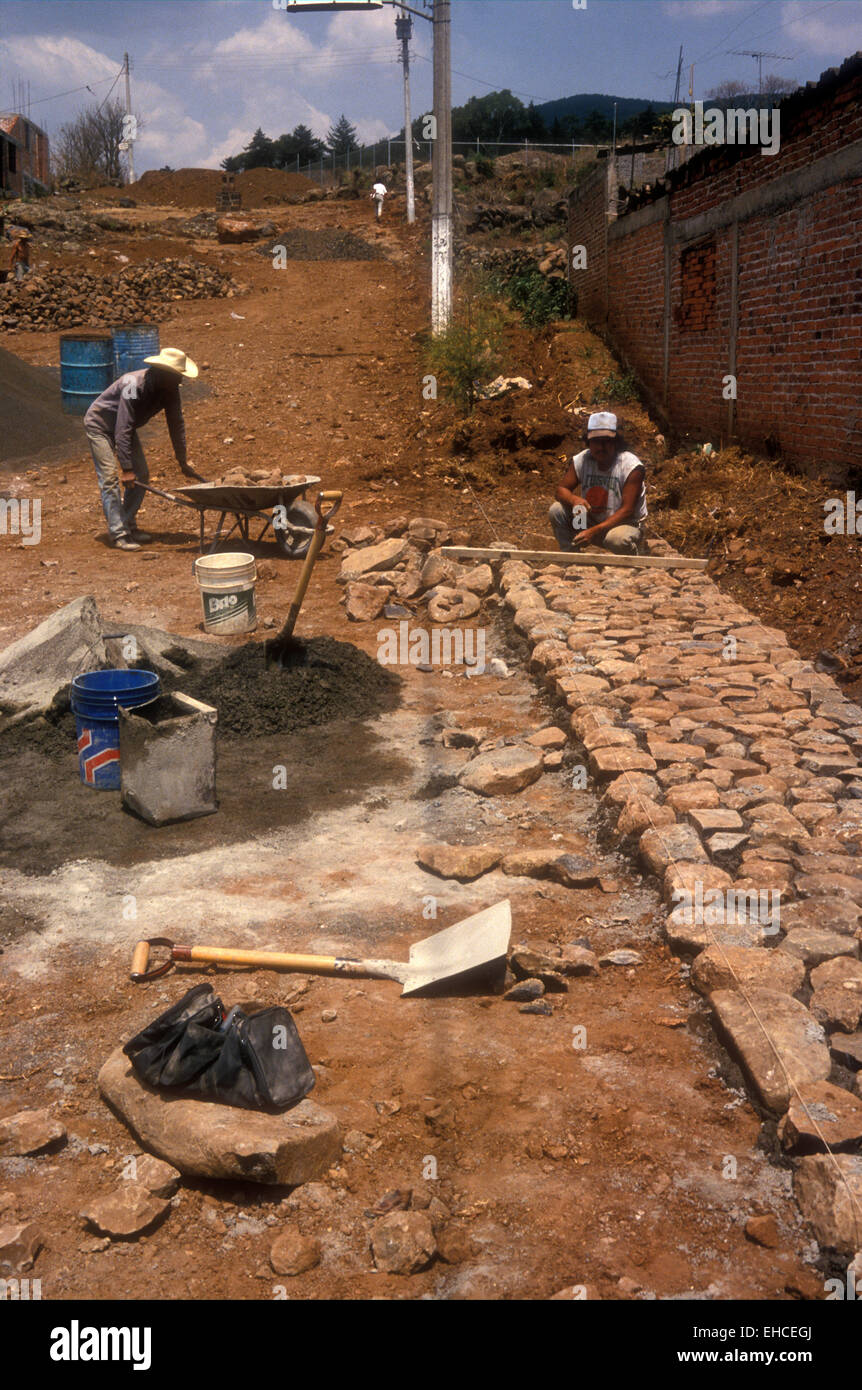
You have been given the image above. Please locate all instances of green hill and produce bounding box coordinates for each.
[536,93,678,127]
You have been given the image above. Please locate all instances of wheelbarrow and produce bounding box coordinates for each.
[139,474,326,557]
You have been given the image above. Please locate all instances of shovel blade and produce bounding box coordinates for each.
[401,899,512,996]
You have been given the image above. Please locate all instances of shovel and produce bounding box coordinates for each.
[130,899,511,997]
[265,489,342,667]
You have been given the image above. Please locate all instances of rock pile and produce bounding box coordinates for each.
[0,258,239,333]
[213,467,308,488]
[336,515,494,626]
[464,190,567,234]
[459,242,568,288]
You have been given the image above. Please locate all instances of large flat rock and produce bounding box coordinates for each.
[99,1047,341,1186]
[710,988,831,1114]
[793,1154,862,1255]
[339,538,409,581]
[459,745,543,796]
[691,946,805,997]
[778,1080,862,1154]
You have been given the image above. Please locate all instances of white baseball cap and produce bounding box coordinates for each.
[587,411,618,438]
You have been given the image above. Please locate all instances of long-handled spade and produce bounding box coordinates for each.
[130,900,512,997]
[265,489,342,668]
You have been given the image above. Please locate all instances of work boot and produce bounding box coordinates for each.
[113,535,141,551]
[130,530,152,544]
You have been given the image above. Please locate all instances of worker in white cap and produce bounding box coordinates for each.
[370,180,387,221]
[84,347,205,551]
[549,411,646,555]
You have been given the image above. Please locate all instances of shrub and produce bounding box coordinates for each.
[488,262,571,328]
[425,291,504,413]
[592,370,639,404]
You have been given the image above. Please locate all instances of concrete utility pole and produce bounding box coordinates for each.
[396,8,415,224]
[431,0,452,334]
[123,52,135,185]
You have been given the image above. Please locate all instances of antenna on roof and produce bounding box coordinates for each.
[730,50,792,99]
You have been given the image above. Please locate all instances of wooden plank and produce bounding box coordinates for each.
[441,546,709,572]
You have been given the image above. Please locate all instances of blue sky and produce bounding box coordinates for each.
[1,0,861,171]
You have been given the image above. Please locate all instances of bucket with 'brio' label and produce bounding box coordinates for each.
[194,552,257,634]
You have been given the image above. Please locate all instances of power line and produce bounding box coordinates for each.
[691,0,772,68]
[726,0,841,53]
[93,65,125,117]
[413,51,553,103]
[2,74,117,109]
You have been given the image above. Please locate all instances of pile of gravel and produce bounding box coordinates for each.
[258,229,386,262]
[0,258,239,333]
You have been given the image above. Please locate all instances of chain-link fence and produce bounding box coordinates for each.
[296,139,605,185]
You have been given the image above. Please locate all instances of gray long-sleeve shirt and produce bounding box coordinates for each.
[84,368,187,471]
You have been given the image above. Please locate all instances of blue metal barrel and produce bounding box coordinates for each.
[112,323,160,379]
[59,333,114,415]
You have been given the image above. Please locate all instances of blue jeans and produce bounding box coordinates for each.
[549,500,643,555]
[86,426,148,541]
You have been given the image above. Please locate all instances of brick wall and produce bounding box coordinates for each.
[568,54,862,476]
[0,115,50,193]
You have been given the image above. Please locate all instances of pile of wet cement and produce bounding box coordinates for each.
[0,636,401,761]
[177,636,401,738]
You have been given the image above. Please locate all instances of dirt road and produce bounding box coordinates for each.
[0,198,831,1300]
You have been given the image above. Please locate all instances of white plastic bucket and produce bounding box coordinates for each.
[194,552,257,634]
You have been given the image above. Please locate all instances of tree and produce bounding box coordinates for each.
[761,73,800,99]
[326,115,358,157]
[452,90,528,143]
[620,105,660,142]
[220,128,275,172]
[706,79,750,105]
[273,123,326,167]
[582,108,612,143]
[54,97,138,183]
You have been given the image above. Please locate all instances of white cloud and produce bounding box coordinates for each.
[781,0,862,55]
[1,7,427,175]
[1,33,118,97]
[353,115,394,146]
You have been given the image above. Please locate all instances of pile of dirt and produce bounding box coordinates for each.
[0,344,80,465]
[258,229,386,261]
[84,167,315,209]
[0,258,239,333]
[177,636,401,738]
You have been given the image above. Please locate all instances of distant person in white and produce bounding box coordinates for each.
[549,411,647,555]
[371,181,387,221]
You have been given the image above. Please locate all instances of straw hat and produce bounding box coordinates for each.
[144,347,199,379]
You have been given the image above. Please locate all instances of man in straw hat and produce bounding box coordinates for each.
[84,347,204,551]
[9,228,32,281]
[549,411,647,556]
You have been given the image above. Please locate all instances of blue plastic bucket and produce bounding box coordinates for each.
[59,332,114,415]
[112,324,160,379]
[70,669,161,789]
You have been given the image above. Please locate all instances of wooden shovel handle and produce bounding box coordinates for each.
[174,945,366,977]
[131,937,369,983]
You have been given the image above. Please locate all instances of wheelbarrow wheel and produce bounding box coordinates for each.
[274,499,317,558]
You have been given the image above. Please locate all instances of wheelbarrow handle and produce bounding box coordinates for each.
[315,490,342,528]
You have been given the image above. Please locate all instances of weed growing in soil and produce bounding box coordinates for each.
[592,369,639,405]
[487,262,571,328]
[425,288,504,413]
